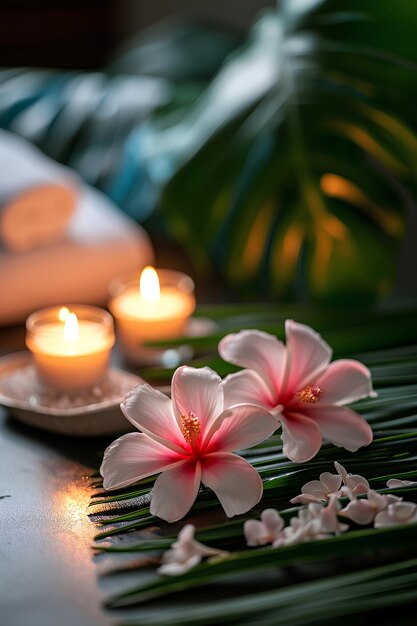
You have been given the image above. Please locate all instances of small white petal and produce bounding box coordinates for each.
[244,519,270,546]
[158,554,202,576]
[318,472,342,494]
[387,478,417,488]
[367,489,389,511]
[374,502,417,528]
[339,500,375,525]
[261,509,285,534]
[388,501,417,522]
[290,494,324,505]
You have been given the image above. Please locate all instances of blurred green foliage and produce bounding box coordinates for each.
[141,0,417,304]
[0,0,416,303]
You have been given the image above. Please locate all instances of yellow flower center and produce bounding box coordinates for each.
[296,385,323,403]
[180,411,201,444]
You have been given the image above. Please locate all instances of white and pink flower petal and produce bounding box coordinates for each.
[222,369,277,410]
[303,404,373,452]
[100,432,183,490]
[150,460,202,523]
[205,403,277,453]
[299,479,330,500]
[319,471,343,494]
[171,366,224,434]
[219,329,285,399]
[334,461,370,493]
[201,452,263,517]
[314,359,376,406]
[284,320,332,394]
[121,384,185,452]
[244,519,271,546]
[244,509,284,546]
[339,499,376,525]
[158,524,229,575]
[279,412,323,463]
[375,502,417,527]
[386,478,417,488]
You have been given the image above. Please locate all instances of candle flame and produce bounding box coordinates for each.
[140,266,160,302]
[64,312,79,343]
[58,306,70,322]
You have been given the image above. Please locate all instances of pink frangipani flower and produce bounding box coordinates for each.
[219,321,375,463]
[100,366,277,522]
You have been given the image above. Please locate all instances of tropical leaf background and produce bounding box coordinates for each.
[131,0,417,303]
[1,0,416,302]
[90,302,417,625]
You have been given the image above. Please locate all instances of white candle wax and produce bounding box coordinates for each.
[109,267,196,364]
[26,305,115,391]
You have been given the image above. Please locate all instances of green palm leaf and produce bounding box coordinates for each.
[140,0,417,302]
[90,303,417,624]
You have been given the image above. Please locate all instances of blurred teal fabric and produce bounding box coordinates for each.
[0,22,241,222]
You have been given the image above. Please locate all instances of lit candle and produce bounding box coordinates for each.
[109,266,196,364]
[26,305,115,391]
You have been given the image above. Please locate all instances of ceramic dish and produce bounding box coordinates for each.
[0,352,143,436]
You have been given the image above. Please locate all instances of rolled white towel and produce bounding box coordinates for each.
[0,132,154,325]
[0,130,78,252]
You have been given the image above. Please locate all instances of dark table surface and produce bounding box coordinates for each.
[0,325,137,626]
[0,410,113,626]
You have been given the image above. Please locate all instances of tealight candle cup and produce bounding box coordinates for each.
[26,305,115,392]
[109,269,196,365]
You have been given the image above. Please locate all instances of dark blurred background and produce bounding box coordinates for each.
[0,0,270,69]
[0,0,416,309]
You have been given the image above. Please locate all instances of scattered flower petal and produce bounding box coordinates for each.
[334,461,369,495]
[386,478,417,488]
[157,524,228,576]
[220,321,375,463]
[244,509,285,546]
[291,461,368,505]
[319,495,349,535]
[272,497,349,548]
[291,472,342,505]
[374,502,417,528]
[274,505,330,547]
[101,366,277,522]
[339,489,402,525]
